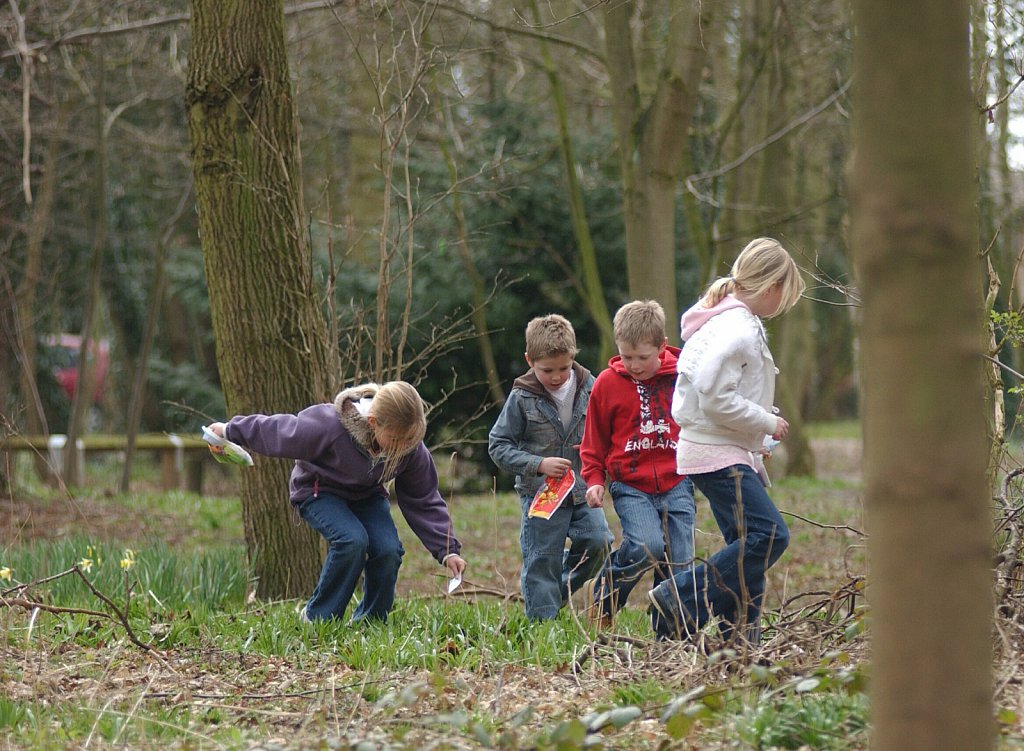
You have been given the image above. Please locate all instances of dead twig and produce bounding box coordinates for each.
[2,564,156,654]
[781,509,866,538]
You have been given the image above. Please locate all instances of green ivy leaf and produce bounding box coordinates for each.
[606,706,642,728]
[665,712,694,739]
[795,677,821,693]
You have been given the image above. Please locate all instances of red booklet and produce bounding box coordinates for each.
[528,470,576,519]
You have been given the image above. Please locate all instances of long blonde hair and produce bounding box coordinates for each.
[370,381,428,479]
[703,237,804,318]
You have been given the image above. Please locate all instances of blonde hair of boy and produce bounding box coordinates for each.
[612,300,666,348]
[370,381,428,477]
[525,314,579,362]
[703,237,806,318]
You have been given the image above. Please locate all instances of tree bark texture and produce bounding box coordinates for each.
[15,109,65,480]
[760,1,814,476]
[186,0,331,600]
[529,0,615,364]
[851,1,992,748]
[604,0,707,339]
[65,31,108,486]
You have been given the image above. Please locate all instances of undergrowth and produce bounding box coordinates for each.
[3,436,1019,749]
[0,535,876,750]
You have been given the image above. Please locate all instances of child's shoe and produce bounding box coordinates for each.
[647,586,689,640]
[571,577,614,629]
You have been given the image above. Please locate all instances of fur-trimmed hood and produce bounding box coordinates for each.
[334,383,380,451]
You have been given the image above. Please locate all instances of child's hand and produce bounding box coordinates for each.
[538,457,572,478]
[586,484,605,508]
[444,554,467,578]
[772,416,790,441]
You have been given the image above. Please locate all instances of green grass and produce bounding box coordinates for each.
[0,508,875,750]
[0,536,249,612]
[731,692,870,750]
[1,426,996,750]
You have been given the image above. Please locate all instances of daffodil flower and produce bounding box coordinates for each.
[120,549,136,571]
[79,558,94,573]
[0,566,11,582]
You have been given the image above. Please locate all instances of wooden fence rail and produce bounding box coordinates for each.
[0,434,211,492]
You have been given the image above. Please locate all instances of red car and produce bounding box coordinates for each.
[45,334,109,404]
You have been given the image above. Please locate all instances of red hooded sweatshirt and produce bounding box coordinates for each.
[580,346,685,495]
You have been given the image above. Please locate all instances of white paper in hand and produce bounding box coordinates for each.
[201,425,226,446]
[201,426,254,467]
[447,575,463,594]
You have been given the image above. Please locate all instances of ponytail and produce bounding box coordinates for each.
[703,276,736,308]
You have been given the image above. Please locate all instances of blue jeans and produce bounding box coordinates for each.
[299,491,405,622]
[520,497,612,620]
[593,479,696,620]
[649,465,789,643]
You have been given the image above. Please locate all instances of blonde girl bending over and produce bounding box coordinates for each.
[208,381,467,623]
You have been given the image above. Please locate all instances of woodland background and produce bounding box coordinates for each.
[0,2,1022,749]
[9,0,1017,472]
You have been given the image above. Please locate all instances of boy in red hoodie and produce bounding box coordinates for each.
[577,300,695,630]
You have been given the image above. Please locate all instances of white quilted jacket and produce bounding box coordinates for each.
[671,298,780,452]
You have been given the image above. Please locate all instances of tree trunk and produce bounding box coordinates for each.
[65,27,109,486]
[529,0,614,363]
[717,0,772,266]
[120,185,193,493]
[755,0,814,476]
[851,1,992,748]
[14,108,66,481]
[603,0,708,340]
[438,131,506,406]
[186,0,332,600]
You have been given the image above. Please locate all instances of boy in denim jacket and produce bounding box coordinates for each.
[489,314,613,620]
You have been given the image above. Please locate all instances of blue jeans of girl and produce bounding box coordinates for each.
[649,464,789,643]
[299,491,405,622]
[519,497,612,620]
[594,478,696,621]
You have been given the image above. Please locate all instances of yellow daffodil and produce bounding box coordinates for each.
[120,549,136,571]
[0,566,11,582]
[79,558,94,573]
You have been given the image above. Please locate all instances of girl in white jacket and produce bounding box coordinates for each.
[648,238,805,645]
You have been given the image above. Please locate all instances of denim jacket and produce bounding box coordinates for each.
[488,361,593,504]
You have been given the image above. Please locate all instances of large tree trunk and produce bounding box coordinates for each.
[851,1,992,748]
[603,0,708,339]
[529,0,614,363]
[752,0,814,476]
[187,0,332,600]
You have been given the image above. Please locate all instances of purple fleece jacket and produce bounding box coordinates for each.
[225,402,461,564]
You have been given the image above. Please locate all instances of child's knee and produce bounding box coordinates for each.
[749,521,789,559]
[582,529,613,554]
[374,541,404,564]
[772,520,790,552]
[624,534,666,563]
[331,534,369,563]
